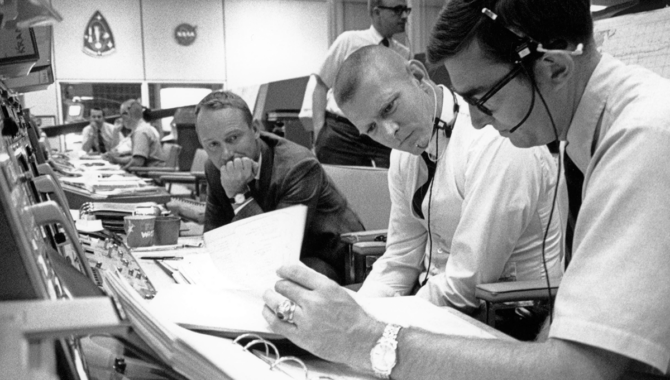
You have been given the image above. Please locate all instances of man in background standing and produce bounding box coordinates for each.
[303,0,411,168]
[81,107,115,154]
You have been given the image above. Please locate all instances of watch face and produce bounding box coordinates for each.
[234,193,245,204]
[371,342,396,371]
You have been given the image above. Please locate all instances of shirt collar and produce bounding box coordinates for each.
[565,54,613,172]
[254,153,262,180]
[370,25,388,46]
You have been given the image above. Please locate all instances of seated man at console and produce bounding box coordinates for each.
[105,99,166,169]
[81,107,115,154]
[196,90,364,284]
[339,46,562,329]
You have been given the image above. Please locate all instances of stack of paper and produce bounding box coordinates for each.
[104,270,293,380]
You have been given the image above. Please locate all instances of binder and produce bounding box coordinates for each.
[105,268,374,379]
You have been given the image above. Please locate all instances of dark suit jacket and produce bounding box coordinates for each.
[204,132,365,282]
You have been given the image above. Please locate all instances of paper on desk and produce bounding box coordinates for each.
[353,294,496,340]
[104,270,293,380]
[75,218,104,233]
[203,204,307,292]
[147,205,306,337]
[149,285,279,339]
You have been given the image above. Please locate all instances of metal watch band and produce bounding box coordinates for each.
[371,324,401,379]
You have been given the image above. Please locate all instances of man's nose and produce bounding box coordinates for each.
[219,145,234,164]
[468,105,493,130]
[380,120,401,140]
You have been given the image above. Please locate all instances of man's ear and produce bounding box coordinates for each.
[251,120,261,138]
[407,59,430,86]
[534,51,574,90]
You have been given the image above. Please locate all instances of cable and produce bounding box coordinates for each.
[521,65,562,323]
[421,86,459,287]
[422,128,438,287]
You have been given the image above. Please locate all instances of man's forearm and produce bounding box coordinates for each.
[312,78,329,139]
[122,156,144,169]
[389,331,628,380]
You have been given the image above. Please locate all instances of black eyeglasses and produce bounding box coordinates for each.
[461,64,522,116]
[376,5,411,16]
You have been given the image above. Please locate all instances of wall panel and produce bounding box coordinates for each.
[142,0,226,82]
[52,0,144,81]
[224,0,329,89]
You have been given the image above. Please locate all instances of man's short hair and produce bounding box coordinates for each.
[121,99,144,119]
[427,0,593,66]
[368,0,382,16]
[90,107,104,116]
[334,45,404,108]
[195,90,253,128]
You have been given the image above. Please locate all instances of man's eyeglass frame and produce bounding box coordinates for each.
[376,5,412,16]
[460,64,523,116]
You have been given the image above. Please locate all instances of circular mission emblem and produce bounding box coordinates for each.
[174,24,197,46]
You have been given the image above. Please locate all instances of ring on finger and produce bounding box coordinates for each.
[275,299,294,321]
[286,302,297,324]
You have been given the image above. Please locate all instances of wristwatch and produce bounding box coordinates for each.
[229,188,252,205]
[370,324,401,379]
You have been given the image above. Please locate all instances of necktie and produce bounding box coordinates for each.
[412,152,437,219]
[380,38,390,47]
[97,128,107,154]
[563,151,583,266]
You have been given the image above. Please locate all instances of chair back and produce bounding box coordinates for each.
[163,143,182,170]
[189,149,208,176]
[322,165,391,230]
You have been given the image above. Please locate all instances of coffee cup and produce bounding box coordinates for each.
[154,216,180,246]
[124,215,155,248]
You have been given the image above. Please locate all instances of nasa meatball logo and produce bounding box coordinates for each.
[174,24,197,46]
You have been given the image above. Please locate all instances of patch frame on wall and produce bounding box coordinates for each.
[83,11,115,57]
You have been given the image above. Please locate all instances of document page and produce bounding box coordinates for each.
[203,204,307,292]
[149,205,307,337]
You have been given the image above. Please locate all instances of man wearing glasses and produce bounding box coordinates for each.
[303,0,411,168]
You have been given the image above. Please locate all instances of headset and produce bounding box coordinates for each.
[479,7,584,323]
[481,8,582,134]
[421,86,459,287]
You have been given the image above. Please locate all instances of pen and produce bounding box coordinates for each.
[155,260,186,284]
[132,244,185,253]
[139,256,184,260]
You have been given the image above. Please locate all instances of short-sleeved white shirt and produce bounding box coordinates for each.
[549,54,670,374]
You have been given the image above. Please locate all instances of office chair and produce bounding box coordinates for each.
[127,143,182,176]
[155,148,208,199]
[322,164,391,285]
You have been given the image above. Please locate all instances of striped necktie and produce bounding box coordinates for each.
[97,128,107,153]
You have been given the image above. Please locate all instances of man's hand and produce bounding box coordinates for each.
[262,264,383,369]
[104,151,119,164]
[220,157,259,198]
